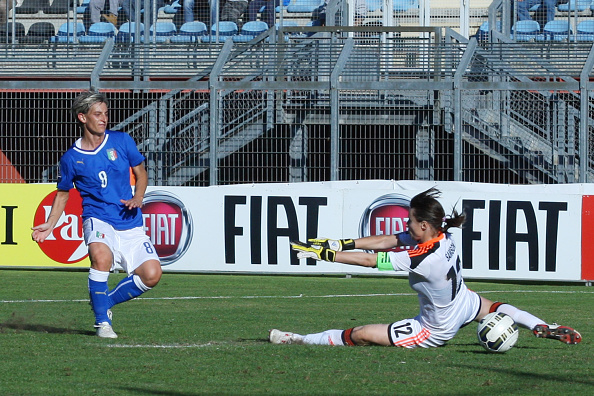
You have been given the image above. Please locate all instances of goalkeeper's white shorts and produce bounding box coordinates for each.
[388,290,481,348]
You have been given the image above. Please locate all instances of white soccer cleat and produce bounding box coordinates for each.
[268,329,303,345]
[95,322,118,339]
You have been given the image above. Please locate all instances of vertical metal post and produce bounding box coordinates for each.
[452,38,477,181]
[579,44,594,182]
[209,39,233,185]
[329,38,354,181]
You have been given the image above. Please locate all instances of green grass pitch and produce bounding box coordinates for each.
[0,270,592,395]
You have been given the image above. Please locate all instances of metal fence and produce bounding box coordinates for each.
[1,23,594,186]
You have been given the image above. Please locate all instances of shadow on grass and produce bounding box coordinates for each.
[453,341,541,353]
[453,363,594,386]
[118,386,201,395]
[0,313,94,336]
[237,337,269,343]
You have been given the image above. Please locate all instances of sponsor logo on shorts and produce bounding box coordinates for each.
[359,193,411,252]
[142,191,193,265]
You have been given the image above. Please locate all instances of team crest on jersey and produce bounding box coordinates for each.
[107,148,118,161]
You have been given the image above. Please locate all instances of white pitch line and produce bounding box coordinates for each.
[1,290,592,304]
[104,342,218,349]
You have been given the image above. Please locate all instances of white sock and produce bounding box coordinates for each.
[495,303,545,330]
[88,268,109,282]
[303,330,345,346]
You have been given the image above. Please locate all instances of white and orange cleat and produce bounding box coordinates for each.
[268,329,304,345]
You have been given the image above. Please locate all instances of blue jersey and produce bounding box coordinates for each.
[57,130,146,230]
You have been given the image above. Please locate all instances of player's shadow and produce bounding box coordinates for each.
[452,363,594,386]
[0,321,94,336]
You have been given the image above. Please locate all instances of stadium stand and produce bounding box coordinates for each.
[169,20,207,43]
[538,19,572,41]
[0,21,26,42]
[78,21,116,43]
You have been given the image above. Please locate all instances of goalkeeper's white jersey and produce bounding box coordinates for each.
[385,232,480,342]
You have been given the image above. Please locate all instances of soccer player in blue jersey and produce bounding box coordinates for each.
[32,90,162,338]
[272,188,582,348]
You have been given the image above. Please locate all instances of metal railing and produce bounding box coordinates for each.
[2,25,594,186]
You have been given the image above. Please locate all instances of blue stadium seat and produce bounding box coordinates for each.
[287,0,325,13]
[537,20,572,41]
[50,22,86,43]
[79,22,116,43]
[116,22,144,43]
[233,21,269,42]
[201,22,238,43]
[366,0,382,12]
[512,20,540,42]
[163,0,181,14]
[475,20,502,43]
[576,20,594,41]
[170,21,207,43]
[77,0,90,13]
[144,21,177,43]
[557,0,592,12]
[394,0,418,12]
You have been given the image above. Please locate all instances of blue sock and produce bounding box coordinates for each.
[88,269,111,325]
[108,274,150,307]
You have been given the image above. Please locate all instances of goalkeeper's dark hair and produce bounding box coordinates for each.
[71,88,109,128]
[410,187,465,232]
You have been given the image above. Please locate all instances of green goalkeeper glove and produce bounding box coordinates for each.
[291,240,337,262]
[307,237,356,251]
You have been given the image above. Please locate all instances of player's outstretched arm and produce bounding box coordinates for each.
[31,190,69,243]
[291,240,378,268]
[347,234,407,251]
[308,234,409,252]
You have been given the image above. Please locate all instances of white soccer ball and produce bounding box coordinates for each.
[477,312,519,353]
